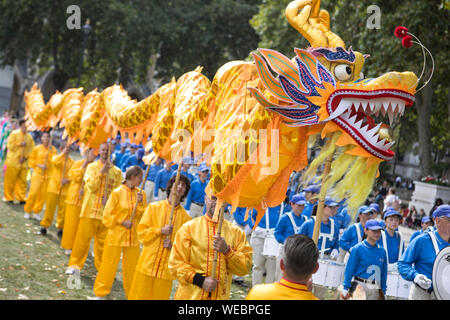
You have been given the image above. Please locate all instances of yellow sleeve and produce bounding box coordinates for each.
[6,131,19,150]
[28,148,39,169]
[137,204,162,246]
[68,161,85,183]
[102,189,120,229]
[84,163,105,194]
[223,227,253,277]
[51,153,65,168]
[168,222,197,285]
[25,135,34,158]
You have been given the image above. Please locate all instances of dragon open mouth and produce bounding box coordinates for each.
[326,89,415,160]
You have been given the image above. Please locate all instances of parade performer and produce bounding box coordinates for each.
[377,208,406,268]
[340,219,387,300]
[66,142,122,274]
[153,161,173,201]
[3,119,34,203]
[168,194,252,300]
[184,164,209,218]
[60,149,96,255]
[297,197,340,299]
[128,175,191,300]
[171,157,194,184]
[274,194,308,280]
[93,166,147,299]
[144,157,164,203]
[398,205,450,300]
[248,205,282,287]
[246,234,318,300]
[40,141,74,236]
[24,131,56,220]
[302,185,320,219]
[338,205,376,262]
[409,216,433,243]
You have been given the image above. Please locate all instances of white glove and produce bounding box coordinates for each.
[340,288,349,299]
[244,224,252,236]
[414,274,431,290]
[388,263,397,273]
[330,249,339,260]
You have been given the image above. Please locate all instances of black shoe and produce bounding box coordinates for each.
[57,229,63,239]
[232,279,249,288]
[40,227,47,235]
[19,201,26,204]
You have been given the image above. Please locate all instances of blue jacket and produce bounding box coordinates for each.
[298,217,339,254]
[409,229,424,243]
[113,151,127,167]
[147,163,164,182]
[184,178,208,210]
[154,168,173,197]
[302,201,316,219]
[398,230,449,289]
[339,223,364,252]
[343,240,388,293]
[248,205,282,229]
[377,230,406,264]
[232,207,254,227]
[275,211,308,244]
[332,207,351,231]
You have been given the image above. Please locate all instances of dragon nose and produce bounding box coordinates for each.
[369,71,418,93]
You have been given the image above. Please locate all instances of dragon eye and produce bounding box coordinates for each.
[334,64,352,81]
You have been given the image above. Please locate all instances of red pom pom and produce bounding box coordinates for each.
[402,35,413,48]
[395,26,408,39]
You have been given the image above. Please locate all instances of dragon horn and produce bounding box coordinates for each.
[285,0,345,48]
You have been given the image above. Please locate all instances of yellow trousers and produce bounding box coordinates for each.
[40,192,66,229]
[60,204,81,250]
[3,166,28,202]
[24,178,49,214]
[93,245,140,298]
[128,271,172,300]
[68,217,107,271]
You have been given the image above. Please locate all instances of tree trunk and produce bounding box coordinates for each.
[415,81,433,176]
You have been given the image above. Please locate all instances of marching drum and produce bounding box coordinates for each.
[432,246,450,300]
[312,259,345,289]
[386,271,412,299]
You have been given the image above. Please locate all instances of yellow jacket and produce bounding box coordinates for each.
[5,129,34,167]
[65,159,87,207]
[102,184,147,247]
[135,200,191,280]
[79,160,122,220]
[28,144,57,181]
[46,153,74,195]
[168,214,253,300]
[245,278,318,300]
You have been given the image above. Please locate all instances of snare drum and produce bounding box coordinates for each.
[386,271,412,299]
[312,259,346,289]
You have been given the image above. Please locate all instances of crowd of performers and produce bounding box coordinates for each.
[1,118,449,300]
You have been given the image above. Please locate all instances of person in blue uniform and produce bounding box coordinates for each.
[144,157,164,203]
[119,143,138,172]
[332,199,351,235]
[410,216,433,243]
[171,156,194,183]
[153,161,174,201]
[338,205,376,262]
[377,208,406,269]
[121,148,146,172]
[302,185,320,219]
[369,203,381,218]
[274,194,308,281]
[297,197,340,299]
[340,219,387,300]
[398,204,450,300]
[232,207,254,238]
[184,164,209,218]
[113,143,128,167]
[248,205,282,287]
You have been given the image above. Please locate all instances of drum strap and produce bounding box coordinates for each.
[381,230,390,264]
[286,212,303,234]
[397,231,404,261]
[427,231,440,256]
[355,223,362,243]
[312,216,335,254]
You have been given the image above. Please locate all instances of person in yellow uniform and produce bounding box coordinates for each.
[3,119,34,203]
[128,174,191,300]
[24,131,56,220]
[168,194,253,300]
[60,149,96,256]
[40,142,74,237]
[246,234,319,300]
[66,142,122,275]
[93,166,147,299]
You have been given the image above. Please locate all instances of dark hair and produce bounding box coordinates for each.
[166,174,190,202]
[283,234,319,278]
[123,165,143,183]
[311,204,318,217]
[19,118,26,126]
